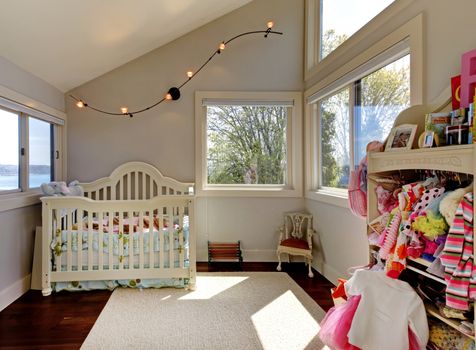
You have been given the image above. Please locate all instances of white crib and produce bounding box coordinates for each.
[40,162,196,296]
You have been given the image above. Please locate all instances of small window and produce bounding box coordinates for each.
[195,91,302,197]
[320,0,394,60]
[0,108,20,191]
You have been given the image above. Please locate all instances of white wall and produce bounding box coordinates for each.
[305,0,476,283]
[0,57,65,308]
[67,0,305,260]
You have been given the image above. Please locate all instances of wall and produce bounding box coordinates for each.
[305,0,476,283]
[0,58,65,309]
[67,0,304,261]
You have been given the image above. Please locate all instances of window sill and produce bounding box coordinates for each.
[197,185,302,198]
[0,190,42,213]
[305,188,349,208]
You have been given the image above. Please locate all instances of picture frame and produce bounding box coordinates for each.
[385,124,418,151]
[418,130,437,148]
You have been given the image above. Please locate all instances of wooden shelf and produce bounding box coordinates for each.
[407,257,432,268]
[368,144,474,175]
[425,303,475,339]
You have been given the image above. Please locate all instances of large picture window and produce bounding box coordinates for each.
[195,91,302,197]
[317,55,410,190]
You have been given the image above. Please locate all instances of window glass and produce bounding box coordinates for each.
[320,88,349,189]
[354,55,410,164]
[206,105,287,185]
[29,117,53,188]
[0,109,19,191]
[320,0,394,59]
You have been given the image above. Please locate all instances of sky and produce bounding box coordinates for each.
[323,0,394,42]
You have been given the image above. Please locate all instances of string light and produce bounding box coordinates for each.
[70,22,283,118]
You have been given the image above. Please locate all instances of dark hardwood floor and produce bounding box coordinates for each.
[0,262,335,349]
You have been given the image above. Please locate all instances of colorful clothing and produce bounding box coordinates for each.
[440,192,475,310]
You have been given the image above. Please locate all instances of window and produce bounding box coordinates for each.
[0,102,62,195]
[320,0,394,60]
[317,55,410,191]
[195,91,302,197]
[305,12,422,204]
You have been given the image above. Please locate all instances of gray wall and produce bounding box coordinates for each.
[67,0,305,261]
[305,0,476,283]
[0,58,64,295]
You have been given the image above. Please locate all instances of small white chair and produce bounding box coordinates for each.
[276,212,315,277]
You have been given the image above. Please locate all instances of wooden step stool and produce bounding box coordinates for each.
[208,241,243,266]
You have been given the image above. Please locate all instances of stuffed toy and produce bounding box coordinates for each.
[439,184,472,226]
[41,180,84,197]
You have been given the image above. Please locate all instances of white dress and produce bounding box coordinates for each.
[345,269,429,350]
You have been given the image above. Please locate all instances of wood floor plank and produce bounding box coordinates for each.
[0,262,334,349]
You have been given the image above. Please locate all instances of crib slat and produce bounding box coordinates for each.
[108,212,114,269]
[98,211,104,271]
[141,172,145,199]
[67,210,73,272]
[88,212,93,271]
[139,210,144,269]
[134,172,139,200]
[111,183,116,200]
[128,210,133,270]
[148,176,153,199]
[127,173,131,200]
[159,212,164,269]
[77,210,83,271]
[119,211,124,270]
[179,205,184,269]
[118,179,122,200]
[168,206,174,269]
[149,210,154,269]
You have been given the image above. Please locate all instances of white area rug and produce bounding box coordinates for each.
[81,272,327,350]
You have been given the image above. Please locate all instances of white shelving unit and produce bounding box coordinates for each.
[367,143,475,340]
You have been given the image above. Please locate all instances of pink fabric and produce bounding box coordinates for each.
[409,327,423,350]
[318,295,362,350]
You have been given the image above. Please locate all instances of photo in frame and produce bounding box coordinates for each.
[418,130,438,148]
[385,124,418,151]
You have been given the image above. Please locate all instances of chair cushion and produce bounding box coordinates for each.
[280,238,309,250]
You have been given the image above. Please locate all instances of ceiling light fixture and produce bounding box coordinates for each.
[69,22,283,118]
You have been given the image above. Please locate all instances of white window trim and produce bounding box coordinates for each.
[0,85,67,212]
[304,0,415,81]
[305,14,423,206]
[195,91,303,197]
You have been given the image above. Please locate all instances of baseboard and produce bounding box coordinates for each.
[313,262,343,285]
[197,249,278,262]
[0,274,31,312]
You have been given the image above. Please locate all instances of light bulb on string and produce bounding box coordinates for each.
[69,21,283,117]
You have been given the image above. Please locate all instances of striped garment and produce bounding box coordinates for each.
[440,192,474,311]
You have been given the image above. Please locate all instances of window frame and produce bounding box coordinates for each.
[195,91,303,197]
[0,92,66,212]
[304,14,423,206]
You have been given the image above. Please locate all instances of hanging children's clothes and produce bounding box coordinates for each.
[440,192,475,310]
[345,269,429,350]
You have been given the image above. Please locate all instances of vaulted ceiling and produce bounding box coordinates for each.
[0,0,252,92]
